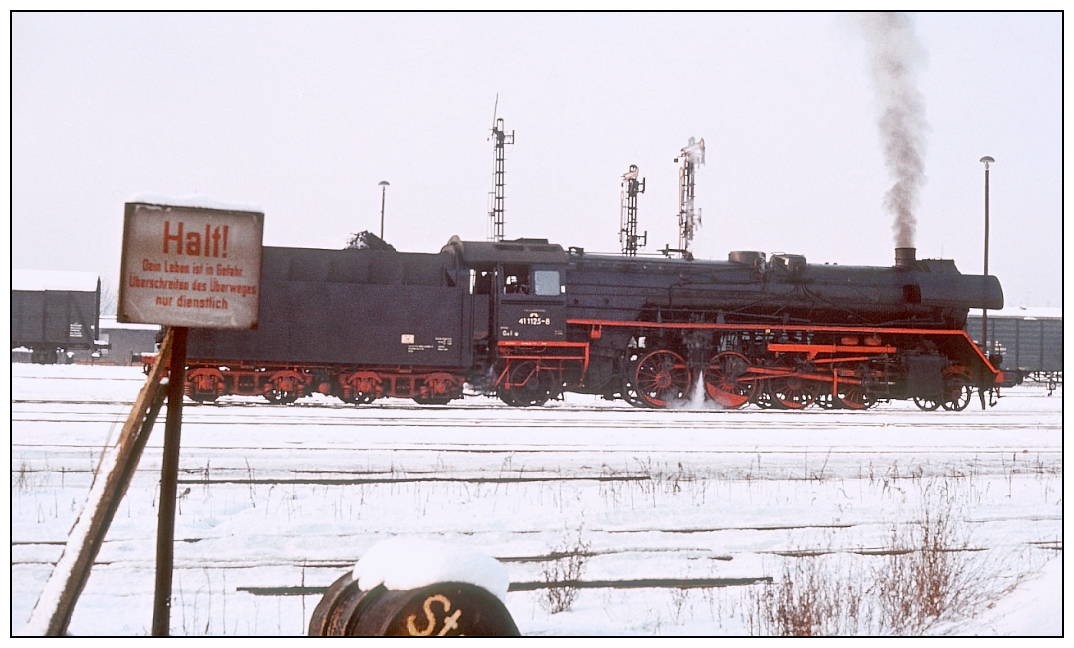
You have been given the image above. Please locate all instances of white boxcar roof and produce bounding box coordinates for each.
[968,306,1063,320]
[99,316,160,331]
[13,269,100,293]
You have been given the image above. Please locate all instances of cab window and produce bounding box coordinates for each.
[471,268,493,295]
[533,270,561,296]
[502,265,529,294]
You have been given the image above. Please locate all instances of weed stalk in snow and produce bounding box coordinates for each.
[747,476,1020,636]
[541,525,591,614]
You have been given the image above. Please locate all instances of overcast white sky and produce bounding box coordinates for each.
[11,12,1064,308]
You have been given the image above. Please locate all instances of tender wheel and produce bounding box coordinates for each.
[771,375,820,409]
[499,361,555,407]
[837,383,874,410]
[186,368,224,403]
[913,395,941,411]
[265,370,304,405]
[338,372,381,405]
[341,392,376,405]
[704,352,755,409]
[265,389,298,405]
[418,373,461,405]
[413,397,452,405]
[633,350,690,408]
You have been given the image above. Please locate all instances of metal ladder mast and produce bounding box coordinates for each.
[620,164,647,255]
[676,137,705,257]
[488,117,514,242]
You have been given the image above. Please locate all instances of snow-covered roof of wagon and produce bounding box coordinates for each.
[12,269,100,292]
[99,316,161,331]
[968,306,1062,320]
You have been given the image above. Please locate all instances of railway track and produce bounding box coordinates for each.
[11,373,1062,635]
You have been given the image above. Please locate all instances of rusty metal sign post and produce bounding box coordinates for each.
[24,200,263,636]
[152,326,187,636]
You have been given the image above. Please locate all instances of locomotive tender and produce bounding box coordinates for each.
[183,237,1004,411]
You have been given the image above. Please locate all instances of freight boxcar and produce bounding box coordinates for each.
[12,270,101,364]
[966,307,1062,389]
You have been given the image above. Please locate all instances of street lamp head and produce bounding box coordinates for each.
[378,182,389,240]
[979,156,994,169]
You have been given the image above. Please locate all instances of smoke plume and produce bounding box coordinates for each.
[856,12,928,249]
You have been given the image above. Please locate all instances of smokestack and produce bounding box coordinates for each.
[895,246,916,268]
[855,12,929,250]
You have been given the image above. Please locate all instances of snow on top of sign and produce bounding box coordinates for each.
[353,538,509,601]
[127,193,263,213]
[969,306,1063,320]
[13,269,100,292]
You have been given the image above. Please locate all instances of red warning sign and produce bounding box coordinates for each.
[118,201,264,329]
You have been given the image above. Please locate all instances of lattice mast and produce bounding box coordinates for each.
[620,164,647,256]
[675,137,706,257]
[488,111,514,242]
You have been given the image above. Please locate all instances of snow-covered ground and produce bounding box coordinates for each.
[11,365,1062,636]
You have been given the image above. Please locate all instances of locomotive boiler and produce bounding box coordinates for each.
[181,237,1003,412]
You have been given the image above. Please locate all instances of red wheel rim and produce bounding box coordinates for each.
[634,350,689,408]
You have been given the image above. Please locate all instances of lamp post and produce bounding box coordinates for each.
[979,157,994,356]
[378,181,390,240]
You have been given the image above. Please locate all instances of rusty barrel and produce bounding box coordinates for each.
[309,572,519,636]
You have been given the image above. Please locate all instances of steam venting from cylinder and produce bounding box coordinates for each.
[856,12,928,249]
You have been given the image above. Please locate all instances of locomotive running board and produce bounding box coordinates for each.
[566,319,1002,381]
[767,343,898,357]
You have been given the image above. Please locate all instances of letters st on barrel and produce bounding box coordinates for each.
[119,202,264,329]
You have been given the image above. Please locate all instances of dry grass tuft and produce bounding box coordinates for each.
[746,553,870,636]
[748,477,1010,636]
[541,525,592,614]
[873,478,981,634]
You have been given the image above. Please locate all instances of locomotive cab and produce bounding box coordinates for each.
[441,237,569,343]
[495,263,566,342]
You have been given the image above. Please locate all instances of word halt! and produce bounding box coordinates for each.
[163,221,230,258]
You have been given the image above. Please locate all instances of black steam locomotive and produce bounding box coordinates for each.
[182,237,1003,411]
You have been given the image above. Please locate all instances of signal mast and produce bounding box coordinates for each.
[487,98,514,242]
[620,164,647,256]
[663,137,705,260]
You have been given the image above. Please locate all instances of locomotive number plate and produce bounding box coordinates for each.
[518,312,552,326]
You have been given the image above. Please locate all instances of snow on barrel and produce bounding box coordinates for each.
[309,538,518,636]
